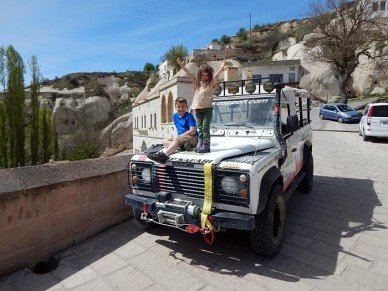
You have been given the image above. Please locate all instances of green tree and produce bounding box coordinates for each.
[5,45,26,167]
[236,27,248,41]
[143,62,156,72]
[220,35,231,44]
[29,55,41,165]
[0,102,8,168]
[0,47,6,92]
[163,44,188,75]
[40,107,52,163]
[305,0,388,103]
[53,129,59,161]
[0,48,8,168]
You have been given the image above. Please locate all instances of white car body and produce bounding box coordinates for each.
[125,83,313,257]
[359,103,388,141]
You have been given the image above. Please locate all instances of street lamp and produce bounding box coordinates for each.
[249,13,252,38]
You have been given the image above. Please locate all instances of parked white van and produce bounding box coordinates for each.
[359,103,388,141]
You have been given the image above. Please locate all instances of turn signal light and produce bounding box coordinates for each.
[367,106,374,126]
[240,189,248,198]
[132,176,139,184]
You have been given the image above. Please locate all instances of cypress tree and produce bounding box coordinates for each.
[5,45,25,167]
[0,47,8,168]
[41,107,52,163]
[0,101,8,168]
[29,56,40,165]
[53,127,59,161]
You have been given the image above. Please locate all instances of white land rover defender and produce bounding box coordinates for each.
[125,82,313,257]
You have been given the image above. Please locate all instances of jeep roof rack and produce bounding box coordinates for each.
[216,78,300,97]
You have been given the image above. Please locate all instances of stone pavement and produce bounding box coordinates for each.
[1,130,388,291]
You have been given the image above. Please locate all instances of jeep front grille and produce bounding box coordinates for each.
[155,165,205,199]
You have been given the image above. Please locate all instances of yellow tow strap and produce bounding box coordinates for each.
[201,163,214,230]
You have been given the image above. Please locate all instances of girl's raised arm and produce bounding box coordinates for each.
[177,57,196,84]
[212,59,226,87]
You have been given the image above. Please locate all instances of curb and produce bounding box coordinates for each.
[313,129,358,133]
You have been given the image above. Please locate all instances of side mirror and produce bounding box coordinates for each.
[287,115,298,132]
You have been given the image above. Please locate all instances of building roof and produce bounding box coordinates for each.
[133,77,167,105]
[242,59,301,67]
[175,62,199,77]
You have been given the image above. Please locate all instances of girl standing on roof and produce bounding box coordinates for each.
[177,57,225,153]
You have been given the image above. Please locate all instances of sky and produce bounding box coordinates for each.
[0,0,312,83]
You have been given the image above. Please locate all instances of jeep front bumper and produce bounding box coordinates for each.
[125,193,255,231]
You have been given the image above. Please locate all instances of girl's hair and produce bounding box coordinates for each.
[195,64,213,89]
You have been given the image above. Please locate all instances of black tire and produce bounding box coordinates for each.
[319,113,325,120]
[250,184,286,257]
[338,117,344,123]
[362,128,369,142]
[134,209,158,228]
[298,154,313,193]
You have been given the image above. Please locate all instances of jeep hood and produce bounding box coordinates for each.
[166,138,275,164]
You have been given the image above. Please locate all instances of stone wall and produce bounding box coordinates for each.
[0,154,133,276]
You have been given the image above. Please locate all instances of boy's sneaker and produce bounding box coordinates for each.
[147,151,169,163]
[183,142,192,151]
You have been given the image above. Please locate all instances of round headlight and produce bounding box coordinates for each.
[221,176,238,194]
[239,174,247,183]
[141,168,151,183]
[131,163,137,170]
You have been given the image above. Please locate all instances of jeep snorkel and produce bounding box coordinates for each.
[273,83,286,166]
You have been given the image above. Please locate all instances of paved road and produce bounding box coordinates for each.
[1,130,388,290]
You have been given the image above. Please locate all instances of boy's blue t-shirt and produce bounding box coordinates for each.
[173,112,199,137]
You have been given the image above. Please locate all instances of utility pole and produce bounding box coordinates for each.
[249,13,252,38]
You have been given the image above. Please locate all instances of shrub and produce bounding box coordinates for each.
[147,74,160,91]
[236,27,248,41]
[220,35,231,44]
[60,131,99,161]
[65,140,96,161]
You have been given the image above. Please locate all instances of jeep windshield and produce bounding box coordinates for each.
[211,97,275,128]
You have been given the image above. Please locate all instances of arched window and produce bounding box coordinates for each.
[167,93,174,123]
[161,95,166,123]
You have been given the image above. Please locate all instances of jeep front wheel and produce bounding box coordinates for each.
[250,184,286,257]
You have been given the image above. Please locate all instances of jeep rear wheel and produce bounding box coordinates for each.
[250,184,286,257]
[299,154,313,193]
[134,209,158,228]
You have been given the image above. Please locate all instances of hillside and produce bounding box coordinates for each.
[41,71,149,99]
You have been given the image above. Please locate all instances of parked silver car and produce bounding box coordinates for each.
[359,103,388,141]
